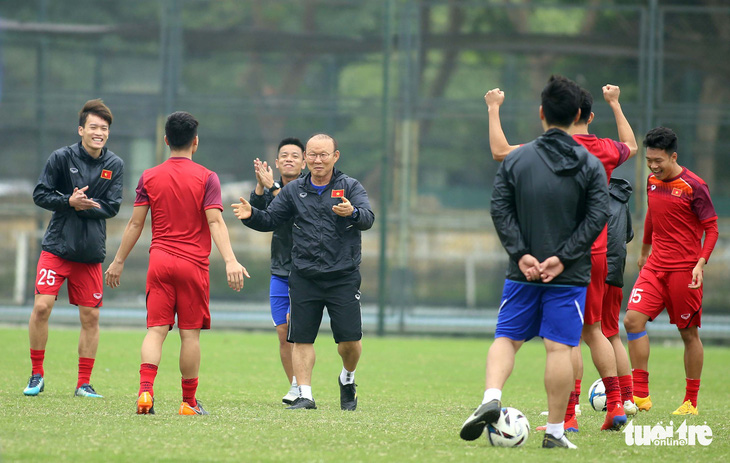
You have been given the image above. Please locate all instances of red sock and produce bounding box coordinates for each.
[575,379,582,400]
[684,378,700,407]
[602,376,621,411]
[619,375,633,403]
[564,390,579,421]
[139,363,158,396]
[30,349,45,376]
[632,368,649,397]
[77,357,95,388]
[181,377,198,407]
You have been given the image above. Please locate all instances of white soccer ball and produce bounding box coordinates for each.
[486,407,530,448]
[589,378,607,412]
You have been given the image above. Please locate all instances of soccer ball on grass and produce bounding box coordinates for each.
[589,378,607,411]
[486,407,530,448]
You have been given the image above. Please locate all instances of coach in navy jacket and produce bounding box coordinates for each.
[234,133,373,412]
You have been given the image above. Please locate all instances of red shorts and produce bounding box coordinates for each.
[626,268,702,329]
[584,253,607,326]
[146,249,211,330]
[601,284,623,338]
[35,251,103,307]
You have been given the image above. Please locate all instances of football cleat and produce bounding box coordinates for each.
[460,399,501,441]
[23,374,45,396]
[179,400,208,415]
[338,378,357,411]
[542,432,578,449]
[282,390,299,405]
[623,400,638,416]
[634,395,652,412]
[601,403,627,431]
[536,415,579,433]
[672,400,698,416]
[285,397,317,410]
[75,383,103,398]
[137,391,155,415]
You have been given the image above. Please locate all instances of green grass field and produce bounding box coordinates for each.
[1,326,728,462]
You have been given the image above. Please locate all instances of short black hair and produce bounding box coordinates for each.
[577,88,593,124]
[79,99,113,127]
[278,137,304,154]
[541,75,583,128]
[643,127,678,153]
[165,111,198,149]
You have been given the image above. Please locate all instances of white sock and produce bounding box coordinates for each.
[546,422,564,439]
[299,385,313,400]
[340,367,355,385]
[482,388,502,404]
[291,376,298,388]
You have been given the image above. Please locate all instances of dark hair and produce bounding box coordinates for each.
[541,75,583,128]
[577,88,593,124]
[165,111,199,149]
[308,133,338,152]
[643,127,678,153]
[278,137,304,155]
[79,99,113,127]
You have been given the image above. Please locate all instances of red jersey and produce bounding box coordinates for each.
[573,134,631,254]
[643,167,718,272]
[134,157,223,269]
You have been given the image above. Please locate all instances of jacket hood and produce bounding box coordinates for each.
[534,128,588,176]
[609,177,633,203]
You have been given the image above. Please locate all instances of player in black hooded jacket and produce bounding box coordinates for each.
[24,99,123,399]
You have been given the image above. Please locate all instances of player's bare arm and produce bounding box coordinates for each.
[689,257,706,289]
[538,256,564,283]
[69,185,101,211]
[638,243,651,270]
[484,88,521,162]
[232,197,252,220]
[105,205,149,289]
[517,254,541,281]
[206,208,249,292]
[603,84,638,158]
[332,197,355,217]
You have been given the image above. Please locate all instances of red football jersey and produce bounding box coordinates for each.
[643,167,717,271]
[573,134,631,254]
[134,157,223,268]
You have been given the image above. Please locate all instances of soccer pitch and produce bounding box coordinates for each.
[1,327,727,462]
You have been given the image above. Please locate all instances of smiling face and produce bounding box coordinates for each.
[646,147,680,181]
[275,144,306,181]
[78,113,109,157]
[305,136,339,185]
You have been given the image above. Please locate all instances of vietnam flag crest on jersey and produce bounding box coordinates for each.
[101,169,113,180]
[331,189,344,198]
[671,187,682,197]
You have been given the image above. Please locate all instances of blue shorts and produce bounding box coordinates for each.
[494,280,586,347]
[270,275,290,326]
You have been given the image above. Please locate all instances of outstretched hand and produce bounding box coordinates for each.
[231,197,252,220]
[332,197,354,217]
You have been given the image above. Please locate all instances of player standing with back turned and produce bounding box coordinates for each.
[105,111,248,415]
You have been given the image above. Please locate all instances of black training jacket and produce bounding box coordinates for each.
[33,142,124,263]
[248,175,303,277]
[242,168,374,279]
[606,177,634,287]
[491,128,609,286]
